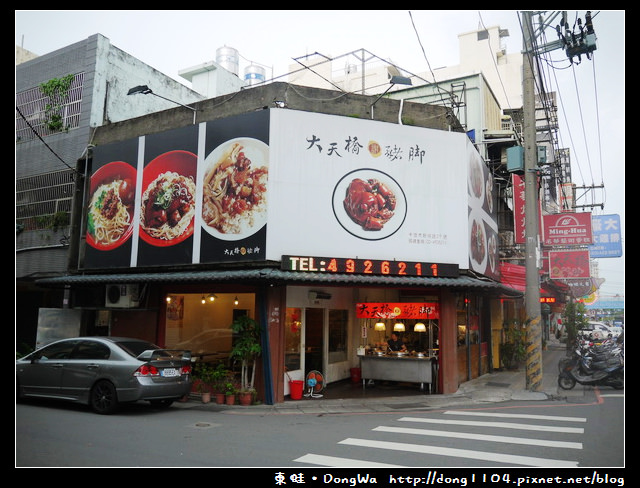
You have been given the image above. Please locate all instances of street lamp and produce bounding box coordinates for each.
[370,73,413,119]
[127,85,197,124]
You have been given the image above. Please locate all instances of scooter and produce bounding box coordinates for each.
[557,348,624,390]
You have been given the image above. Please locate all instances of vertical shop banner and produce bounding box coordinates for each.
[543,212,593,246]
[589,214,623,258]
[512,174,526,244]
[266,109,489,271]
[199,111,270,263]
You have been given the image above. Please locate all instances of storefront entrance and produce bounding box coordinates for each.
[304,308,324,374]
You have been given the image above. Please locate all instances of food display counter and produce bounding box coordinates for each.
[360,354,435,392]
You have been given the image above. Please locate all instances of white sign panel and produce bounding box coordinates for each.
[266,110,477,267]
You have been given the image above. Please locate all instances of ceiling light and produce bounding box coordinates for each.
[393,322,405,332]
[414,322,427,332]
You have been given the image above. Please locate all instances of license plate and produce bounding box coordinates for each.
[161,368,179,377]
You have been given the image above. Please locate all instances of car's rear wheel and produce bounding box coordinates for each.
[90,380,119,414]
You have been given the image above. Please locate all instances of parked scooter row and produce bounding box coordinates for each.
[557,338,624,390]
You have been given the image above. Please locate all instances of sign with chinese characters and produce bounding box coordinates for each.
[543,212,593,246]
[589,214,623,258]
[267,109,498,276]
[356,302,440,319]
[549,250,591,279]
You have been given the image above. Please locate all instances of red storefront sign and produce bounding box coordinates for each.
[356,302,439,319]
[549,250,591,279]
[543,212,593,246]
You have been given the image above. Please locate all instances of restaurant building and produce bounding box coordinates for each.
[37,82,522,404]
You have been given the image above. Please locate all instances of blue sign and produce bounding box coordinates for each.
[589,214,623,258]
[584,298,624,310]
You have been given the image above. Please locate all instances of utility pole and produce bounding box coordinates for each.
[522,11,543,391]
[520,10,598,391]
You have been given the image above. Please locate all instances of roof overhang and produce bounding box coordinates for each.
[36,268,522,297]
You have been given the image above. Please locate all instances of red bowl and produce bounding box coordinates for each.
[139,150,197,247]
[86,161,136,251]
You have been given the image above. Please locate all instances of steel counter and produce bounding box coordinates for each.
[360,354,434,392]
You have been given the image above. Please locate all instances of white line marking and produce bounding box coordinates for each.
[443,410,587,422]
[373,425,582,449]
[338,438,578,467]
[398,417,583,433]
[293,453,404,467]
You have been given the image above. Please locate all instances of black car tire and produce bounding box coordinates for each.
[90,380,119,414]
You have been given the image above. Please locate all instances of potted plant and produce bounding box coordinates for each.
[210,363,232,404]
[224,381,238,405]
[230,315,262,405]
[194,363,214,403]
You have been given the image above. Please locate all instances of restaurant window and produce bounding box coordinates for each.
[164,293,253,365]
[284,308,302,372]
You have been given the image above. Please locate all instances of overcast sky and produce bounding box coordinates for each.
[15,10,625,299]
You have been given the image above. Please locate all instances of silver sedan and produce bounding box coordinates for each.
[16,337,192,414]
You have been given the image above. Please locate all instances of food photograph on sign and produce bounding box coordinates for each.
[139,150,197,247]
[86,161,137,251]
[333,168,407,240]
[466,145,499,280]
[201,137,269,241]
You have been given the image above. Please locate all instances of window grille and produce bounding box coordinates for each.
[16,72,84,142]
[16,169,75,231]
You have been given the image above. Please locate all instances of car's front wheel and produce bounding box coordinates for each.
[90,380,119,414]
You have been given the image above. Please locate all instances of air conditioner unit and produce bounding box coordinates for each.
[105,284,140,308]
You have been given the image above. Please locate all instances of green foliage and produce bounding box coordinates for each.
[500,321,527,369]
[230,315,262,392]
[39,74,74,132]
[195,362,232,393]
[224,381,238,395]
[562,300,590,348]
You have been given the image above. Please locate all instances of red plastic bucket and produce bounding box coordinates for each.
[289,380,304,400]
[350,367,361,383]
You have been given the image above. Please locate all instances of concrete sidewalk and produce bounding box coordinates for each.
[174,338,591,415]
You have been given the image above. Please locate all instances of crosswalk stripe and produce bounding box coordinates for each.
[397,417,584,433]
[338,438,579,467]
[293,453,405,467]
[373,425,583,449]
[443,410,587,422]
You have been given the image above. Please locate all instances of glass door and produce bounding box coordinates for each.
[304,308,324,375]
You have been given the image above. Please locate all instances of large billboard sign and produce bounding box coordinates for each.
[83,109,498,278]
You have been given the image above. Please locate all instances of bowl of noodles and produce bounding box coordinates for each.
[139,150,197,247]
[86,161,137,251]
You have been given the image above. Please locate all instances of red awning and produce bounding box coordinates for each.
[499,263,564,298]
